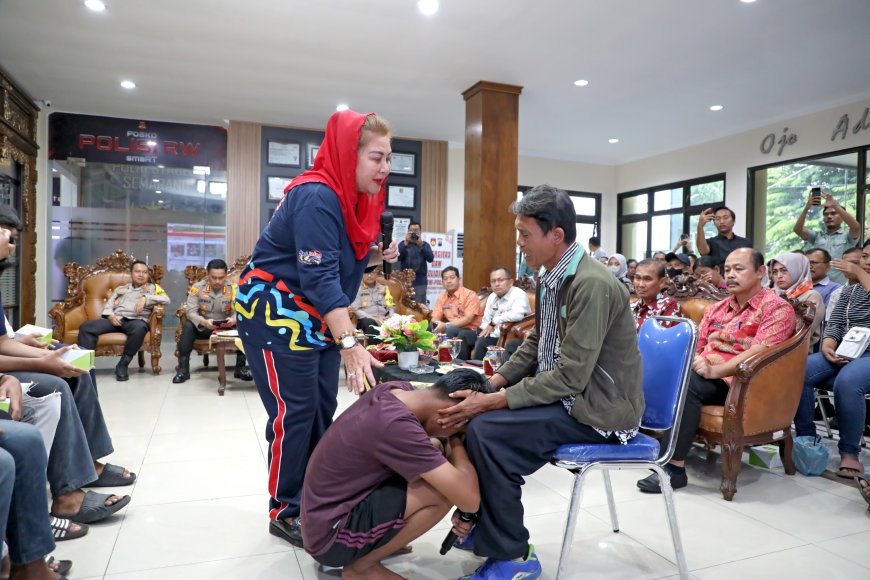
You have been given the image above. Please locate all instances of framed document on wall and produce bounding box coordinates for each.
[390,152,415,176]
[267,176,293,201]
[267,140,301,167]
[387,185,415,209]
[307,144,320,167]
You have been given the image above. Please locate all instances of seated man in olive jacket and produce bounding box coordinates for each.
[438,184,643,580]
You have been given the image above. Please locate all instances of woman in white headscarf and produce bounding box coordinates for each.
[768,252,825,349]
[607,253,634,294]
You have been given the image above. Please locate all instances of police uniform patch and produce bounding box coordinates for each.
[190,287,200,295]
[297,250,323,265]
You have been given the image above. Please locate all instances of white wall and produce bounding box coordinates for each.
[616,99,870,238]
[446,145,618,250]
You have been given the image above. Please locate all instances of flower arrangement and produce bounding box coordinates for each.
[375,314,436,352]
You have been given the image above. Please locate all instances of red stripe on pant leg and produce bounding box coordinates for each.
[263,349,289,520]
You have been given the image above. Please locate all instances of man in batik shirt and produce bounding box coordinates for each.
[632,259,683,332]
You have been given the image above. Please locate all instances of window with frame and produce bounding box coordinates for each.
[617,174,726,261]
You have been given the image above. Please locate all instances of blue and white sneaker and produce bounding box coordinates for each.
[454,525,476,551]
[458,544,542,579]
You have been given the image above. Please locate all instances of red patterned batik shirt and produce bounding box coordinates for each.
[632,293,684,332]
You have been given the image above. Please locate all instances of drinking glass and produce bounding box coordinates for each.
[448,339,462,362]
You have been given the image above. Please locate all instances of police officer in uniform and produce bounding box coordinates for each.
[77,260,170,381]
[173,259,252,383]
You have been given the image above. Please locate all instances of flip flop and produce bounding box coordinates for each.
[836,456,865,479]
[84,463,136,487]
[45,556,73,576]
[52,491,131,524]
[50,516,89,541]
[855,475,870,508]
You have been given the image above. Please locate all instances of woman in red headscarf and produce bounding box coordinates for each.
[235,110,398,545]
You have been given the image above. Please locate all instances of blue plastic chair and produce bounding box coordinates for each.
[551,316,697,579]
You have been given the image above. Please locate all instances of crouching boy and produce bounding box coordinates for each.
[301,369,490,579]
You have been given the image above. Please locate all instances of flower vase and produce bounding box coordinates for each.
[397,350,420,370]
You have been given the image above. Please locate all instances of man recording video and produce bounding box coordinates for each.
[398,221,434,304]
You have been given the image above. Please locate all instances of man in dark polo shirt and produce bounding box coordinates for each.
[301,369,488,577]
[696,205,753,269]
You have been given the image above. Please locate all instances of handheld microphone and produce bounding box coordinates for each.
[380,211,394,278]
[440,511,476,555]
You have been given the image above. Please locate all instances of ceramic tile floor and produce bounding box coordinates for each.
[52,351,870,579]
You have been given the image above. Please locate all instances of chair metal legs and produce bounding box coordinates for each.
[602,470,619,532]
[556,469,587,580]
[815,389,834,438]
[652,464,690,579]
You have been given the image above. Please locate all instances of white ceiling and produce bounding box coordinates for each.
[2,0,870,165]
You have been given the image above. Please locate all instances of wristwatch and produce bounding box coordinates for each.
[337,331,359,351]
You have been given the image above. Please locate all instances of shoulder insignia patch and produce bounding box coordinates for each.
[190,287,200,295]
[298,250,323,265]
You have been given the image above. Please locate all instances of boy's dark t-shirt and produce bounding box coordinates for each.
[301,381,447,556]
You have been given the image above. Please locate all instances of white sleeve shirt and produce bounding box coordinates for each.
[481,285,532,337]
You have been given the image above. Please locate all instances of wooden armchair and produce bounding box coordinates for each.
[350,267,431,324]
[496,276,536,347]
[48,249,166,374]
[666,274,815,501]
[173,255,249,367]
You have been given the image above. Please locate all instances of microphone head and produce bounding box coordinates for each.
[380,211,394,230]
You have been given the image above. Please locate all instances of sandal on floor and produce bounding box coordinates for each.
[46,556,72,576]
[84,463,136,487]
[50,516,89,541]
[836,456,865,479]
[52,491,131,524]
[855,475,870,508]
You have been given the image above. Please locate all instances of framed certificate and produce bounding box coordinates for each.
[387,185,416,209]
[267,176,293,201]
[307,143,320,167]
[267,140,301,167]
[390,152,415,176]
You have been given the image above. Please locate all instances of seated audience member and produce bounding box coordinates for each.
[652,251,667,265]
[695,205,753,269]
[588,235,608,261]
[76,260,170,381]
[632,259,684,331]
[0,418,70,580]
[768,253,825,350]
[792,190,860,285]
[795,240,870,479]
[607,253,635,294]
[301,369,486,577]
[807,248,842,307]
[626,258,638,282]
[436,185,643,579]
[826,247,863,321]
[349,266,395,345]
[431,267,482,360]
[0,209,130,527]
[695,256,727,290]
[472,267,531,360]
[173,258,251,384]
[664,252,691,278]
[637,248,796,493]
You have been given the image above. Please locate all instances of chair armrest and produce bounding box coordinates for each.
[497,314,535,348]
[48,303,66,342]
[725,326,811,437]
[149,304,165,346]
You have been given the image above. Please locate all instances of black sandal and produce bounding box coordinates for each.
[855,475,870,509]
[46,556,73,576]
[50,516,89,541]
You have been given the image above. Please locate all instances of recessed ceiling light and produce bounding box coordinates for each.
[157,165,165,169]
[709,105,724,111]
[417,0,439,16]
[740,0,756,3]
[573,79,589,87]
[120,80,136,90]
[155,190,162,194]
[84,0,106,12]
[336,104,349,112]
[152,178,159,183]
[608,138,619,144]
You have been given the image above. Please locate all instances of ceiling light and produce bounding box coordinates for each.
[608,138,619,144]
[740,0,756,3]
[336,104,349,112]
[709,105,724,111]
[120,80,136,90]
[157,165,164,169]
[157,200,164,204]
[573,79,589,87]
[417,0,438,16]
[152,178,159,183]
[84,0,106,12]
[155,190,162,194]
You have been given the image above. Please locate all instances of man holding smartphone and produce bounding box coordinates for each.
[172,258,252,384]
[792,188,860,285]
[696,206,753,269]
[398,221,434,305]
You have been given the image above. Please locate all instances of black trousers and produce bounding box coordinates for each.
[465,403,611,560]
[445,326,478,360]
[176,321,246,364]
[77,317,149,357]
[471,336,498,360]
[356,317,382,345]
[672,371,729,461]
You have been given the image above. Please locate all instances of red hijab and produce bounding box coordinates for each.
[285,110,386,260]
